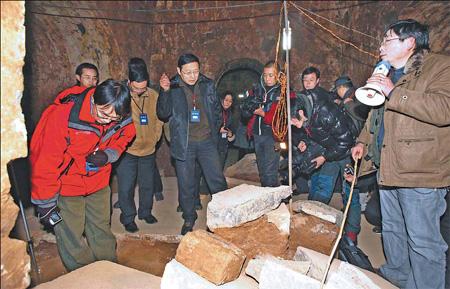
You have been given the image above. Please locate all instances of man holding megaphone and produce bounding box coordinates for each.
[352,19,450,289]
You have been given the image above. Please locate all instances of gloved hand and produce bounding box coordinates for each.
[36,204,60,227]
[86,150,109,167]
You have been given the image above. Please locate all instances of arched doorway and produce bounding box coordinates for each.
[215,58,263,98]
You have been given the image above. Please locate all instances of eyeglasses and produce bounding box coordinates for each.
[380,37,402,46]
[180,70,199,77]
[95,104,122,122]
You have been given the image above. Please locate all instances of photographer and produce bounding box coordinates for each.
[240,60,282,187]
[218,91,236,169]
[292,66,361,243]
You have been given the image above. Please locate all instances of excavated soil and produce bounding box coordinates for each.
[30,235,179,287]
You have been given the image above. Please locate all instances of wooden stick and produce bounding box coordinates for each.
[319,161,359,289]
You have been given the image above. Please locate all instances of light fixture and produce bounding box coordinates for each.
[282,21,292,50]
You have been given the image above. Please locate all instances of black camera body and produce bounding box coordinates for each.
[279,140,326,181]
[344,164,355,176]
[241,94,264,115]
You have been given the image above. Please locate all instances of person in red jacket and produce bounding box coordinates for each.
[30,79,136,271]
[53,62,99,104]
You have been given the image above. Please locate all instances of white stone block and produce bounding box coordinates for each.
[246,255,310,283]
[293,246,399,289]
[259,259,320,289]
[326,262,380,289]
[35,261,161,289]
[266,203,291,235]
[161,259,258,289]
[207,184,292,231]
[292,200,343,225]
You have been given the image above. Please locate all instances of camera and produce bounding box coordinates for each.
[344,164,355,176]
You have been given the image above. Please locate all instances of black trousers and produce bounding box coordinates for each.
[116,152,156,225]
[254,133,280,187]
[175,139,227,222]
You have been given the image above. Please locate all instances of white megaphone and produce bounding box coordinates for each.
[355,61,391,106]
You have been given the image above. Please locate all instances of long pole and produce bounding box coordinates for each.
[283,1,293,194]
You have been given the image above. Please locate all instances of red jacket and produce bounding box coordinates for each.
[30,88,136,203]
[53,85,90,104]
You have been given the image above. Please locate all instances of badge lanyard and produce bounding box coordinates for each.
[190,94,200,123]
[222,110,228,126]
[132,96,148,125]
[221,110,228,138]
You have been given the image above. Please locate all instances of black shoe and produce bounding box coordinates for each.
[181,221,194,235]
[176,205,182,212]
[154,191,164,201]
[124,221,139,233]
[372,226,382,234]
[113,201,120,209]
[139,214,158,224]
[195,203,203,211]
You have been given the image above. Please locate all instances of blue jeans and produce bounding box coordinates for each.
[309,157,361,234]
[254,134,280,187]
[442,190,450,289]
[116,153,156,225]
[380,187,447,289]
[175,139,227,222]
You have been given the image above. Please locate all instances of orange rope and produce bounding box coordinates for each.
[272,2,288,142]
[274,3,283,66]
[272,65,289,142]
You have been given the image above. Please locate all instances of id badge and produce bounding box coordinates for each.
[190,109,200,123]
[139,113,148,125]
[221,132,227,139]
[86,162,99,173]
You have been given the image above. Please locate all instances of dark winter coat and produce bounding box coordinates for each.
[157,74,222,161]
[294,87,358,161]
[240,78,281,137]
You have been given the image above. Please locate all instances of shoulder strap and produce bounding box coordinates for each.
[59,86,93,104]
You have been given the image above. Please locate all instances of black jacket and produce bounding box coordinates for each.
[293,87,358,161]
[240,77,281,136]
[157,74,222,161]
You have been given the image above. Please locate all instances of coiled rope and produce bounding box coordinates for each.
[272,3,288,141]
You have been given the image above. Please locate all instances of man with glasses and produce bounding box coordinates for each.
[352,19,450,289]
[54,62,99,104]
[30,79,136,271]
[158,53,227,235]
[115,58,163,233]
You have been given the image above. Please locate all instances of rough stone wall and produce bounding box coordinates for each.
[23,1,450,175]
[1,1,31,288]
